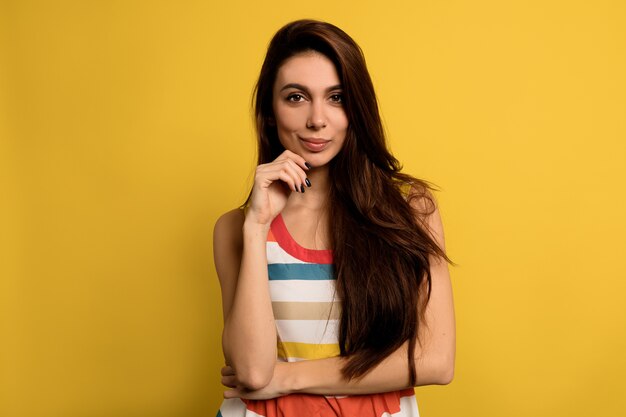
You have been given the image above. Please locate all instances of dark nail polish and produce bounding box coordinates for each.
[305,178,311,187]
[304,162,312,169]
[300,184,305,193]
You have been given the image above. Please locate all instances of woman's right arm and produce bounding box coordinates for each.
[214,209,276,390]
[213,151,310,390]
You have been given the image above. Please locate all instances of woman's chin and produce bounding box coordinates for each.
[302,152,336,169]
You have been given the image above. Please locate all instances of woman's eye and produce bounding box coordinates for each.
[287,94,305,102]
[330,94,343,103]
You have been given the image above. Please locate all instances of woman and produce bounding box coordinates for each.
[214,19,455,417]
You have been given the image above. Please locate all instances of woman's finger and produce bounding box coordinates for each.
[259,162,305,193]
[255,164,296,193]
[285,158,310,190]
[221,366,235,376]
[256,149,311,193]
[223,388,242,399]
[276,161,306,192]
[221,375,237,388]
[280,149,312,173]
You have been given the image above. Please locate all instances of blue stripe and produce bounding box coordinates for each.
[268,263,334,280]
[216,410,223,417]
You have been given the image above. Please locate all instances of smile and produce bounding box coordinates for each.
[299,137,331,152]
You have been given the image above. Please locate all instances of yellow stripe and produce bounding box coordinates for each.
[277,341,340,360]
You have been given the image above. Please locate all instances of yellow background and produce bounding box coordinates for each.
[2,1,625,416]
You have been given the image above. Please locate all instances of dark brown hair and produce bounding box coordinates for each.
[248,19,450,385]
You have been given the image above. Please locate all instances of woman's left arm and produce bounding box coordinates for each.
[222,203,455,399]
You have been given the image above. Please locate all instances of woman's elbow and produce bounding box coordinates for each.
[414,352,455,386]
[222,337,276,390]
[434,353,455,385]
[436,360,454,385]
[237,366,274,391]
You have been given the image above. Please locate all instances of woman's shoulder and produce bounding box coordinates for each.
[213,207,247,287]
[215,206,246,225]
[213,207,246,245]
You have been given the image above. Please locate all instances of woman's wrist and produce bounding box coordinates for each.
[275,361,301,395]
[243,217,272,235]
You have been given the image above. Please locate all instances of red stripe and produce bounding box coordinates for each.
[244,389,416,416]
[267,227,277,242]
[270,214,333,264]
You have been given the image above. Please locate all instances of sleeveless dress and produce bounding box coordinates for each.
[217,213,419,417]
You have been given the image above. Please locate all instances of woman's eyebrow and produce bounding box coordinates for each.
[279,83,343,93]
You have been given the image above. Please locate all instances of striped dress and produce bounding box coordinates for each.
[218,212,419,417]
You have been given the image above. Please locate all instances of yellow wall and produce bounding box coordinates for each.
[2,1,625,416]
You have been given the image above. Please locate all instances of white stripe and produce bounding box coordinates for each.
[276,319,339,344]
[385,395,419,417]
[267,241,308,264]
[269,279,337,302]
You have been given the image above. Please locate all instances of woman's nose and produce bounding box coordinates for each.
[306,102,327,129]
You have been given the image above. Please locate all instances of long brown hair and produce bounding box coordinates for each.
[248,19,451,385]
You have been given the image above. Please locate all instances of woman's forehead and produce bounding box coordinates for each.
[274,52,341,90]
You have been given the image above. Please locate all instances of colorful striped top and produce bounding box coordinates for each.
[217,212,419,417]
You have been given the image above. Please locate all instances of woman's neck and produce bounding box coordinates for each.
[281,164,332,250]
[286,164,330,212]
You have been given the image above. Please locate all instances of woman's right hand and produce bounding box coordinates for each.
[245,150,310,227]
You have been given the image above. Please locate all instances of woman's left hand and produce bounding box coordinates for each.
[221,362,291,400]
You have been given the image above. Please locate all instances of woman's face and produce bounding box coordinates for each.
[272,51,348,167]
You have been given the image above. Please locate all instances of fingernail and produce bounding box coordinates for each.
[305,178,311,187]
[300,184,305,193]
[305,162,312,169]
[294,185,299,192]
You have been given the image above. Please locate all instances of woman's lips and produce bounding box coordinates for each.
[299,137,331,152]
